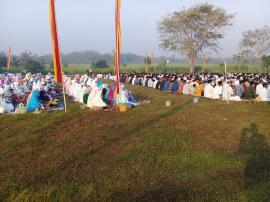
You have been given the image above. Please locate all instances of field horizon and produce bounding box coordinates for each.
[59,63,269,74]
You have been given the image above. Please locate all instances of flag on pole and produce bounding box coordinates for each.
[49,0,63,84]
[115,0,121,95]
[7,47,11,70]
[49,0,67,112]
[145,53,149,73]
[151,52,155,73]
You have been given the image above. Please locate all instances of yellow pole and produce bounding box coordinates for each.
[7,46,11,69]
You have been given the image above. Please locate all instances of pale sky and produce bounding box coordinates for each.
[0,0,269,57]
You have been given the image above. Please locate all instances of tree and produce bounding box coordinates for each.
[240,26,270,71]
[18,51,46,73]
[0,51,7,67]
[198,52,209,72]
[111,50,116,68]
[158,3,234,73]
[91,59,109,68]
[144,56,152,65]
[233,52,249,72]
[261,55,270,73]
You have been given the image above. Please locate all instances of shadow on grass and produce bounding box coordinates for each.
[239,123,270,201]
[109,184,194,202]
[108,180,238,201]
[134,92,153,100]
[25,99,192,187]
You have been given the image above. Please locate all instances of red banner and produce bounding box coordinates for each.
[145,53,149,73]
[49,0,63,83]
[115,0,121,94]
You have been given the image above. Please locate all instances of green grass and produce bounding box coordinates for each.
[0,84,270,201]
[58,64,268,74]
[2,63,269,74]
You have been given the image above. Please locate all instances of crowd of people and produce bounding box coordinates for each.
[98,72,270,102]
[0,72,140,114]
[1,71,269,115]
[0,73,64,114]
[63,75,139,109]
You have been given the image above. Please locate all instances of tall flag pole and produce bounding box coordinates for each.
[7,46,11,70]
[49,0,67,112]
[151,52,155,73]
[115,0,121,95]
[145,53,149,73]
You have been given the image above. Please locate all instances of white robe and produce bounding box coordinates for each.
[153,80,158,89]
[204,84,214,99]
[118,89,129,104]
[0,104,4,114]
[132,78,137,85]
[65,78,72,95]
[68,81,76,96]
[267,86,270,101]
[256,84,263,96]
[148,80,153,88]
[213,86,222,99]
[259,87,268,101]
[87,87,107,108]
[72,83,81,99]
[0,98,14,113]
[222,83,233,100]
[183,84,191,95]
[142,78,147,87]
[74,85,83,101]
[78,87,89,104]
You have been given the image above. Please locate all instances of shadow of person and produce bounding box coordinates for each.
[239,123,270,201]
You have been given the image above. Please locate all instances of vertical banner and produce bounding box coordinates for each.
[145,53,149,73]
[49,0,67,112]
[7,47,11,70]
[49,0,63,84]
[115,0,121,95]
[151,52,155,73]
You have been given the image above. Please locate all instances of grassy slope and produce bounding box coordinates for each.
[0,84,270,202]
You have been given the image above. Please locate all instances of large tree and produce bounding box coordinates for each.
[261,55,270,72]
[0,51,7,67]
[240,26,270,71]
[18,51,46,73]
[158,3,234,73]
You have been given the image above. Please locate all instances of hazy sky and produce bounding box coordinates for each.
[0,0,269,57]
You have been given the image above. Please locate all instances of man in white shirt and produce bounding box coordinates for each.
[204,81,214,99]
[256,80,264,97]
[222,81,233,100]
[183,80,191,95]
[213,81,223,99]
[259,83,268,101]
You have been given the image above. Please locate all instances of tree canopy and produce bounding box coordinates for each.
[144,56,152,65]
[240,26,270,71]
[91,59,109,68]
[158,3,234,72]
[0,52,7,67]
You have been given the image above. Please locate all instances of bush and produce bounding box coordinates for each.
[0,52,7,67]
[91,59,109,68]
[262,55,270,72]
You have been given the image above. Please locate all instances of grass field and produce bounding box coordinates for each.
[2,63,268,75]
[1,84,270,201]
[61,63,267,74]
